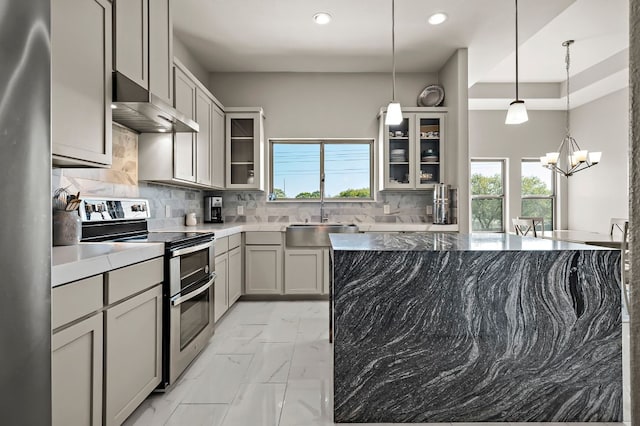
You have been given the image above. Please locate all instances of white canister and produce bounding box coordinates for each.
[185,212,197,226]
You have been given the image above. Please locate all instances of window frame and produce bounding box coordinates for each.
[520,158,556,231]
[268,138,375,202]
[470,158,507,233]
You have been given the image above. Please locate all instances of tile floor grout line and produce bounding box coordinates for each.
[214,337,258,426]
[161,401,183,426]
[276,316,300,426]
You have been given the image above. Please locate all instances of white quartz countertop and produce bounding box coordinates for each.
[52,242,165,287]
[154,222,459,236]
[51,222,458,287]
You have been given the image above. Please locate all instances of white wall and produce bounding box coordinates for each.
[438,49,469,232]
[207,72,438,139]
[567,88,629,233]
[173,36,208,84]
[469,110,568,230]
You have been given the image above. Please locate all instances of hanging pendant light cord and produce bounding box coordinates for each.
[514,0,519,100]
[391,0,396,102]
[564,41,572,137]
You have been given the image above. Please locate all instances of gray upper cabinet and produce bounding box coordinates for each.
[196,89,213,186]
[211,104,226,188]
[149,0,173,105]
[139,60,226,189]
[113,0,148,89]
[226,108,265,190]
[52,0,112,167]
[173,65,197,182]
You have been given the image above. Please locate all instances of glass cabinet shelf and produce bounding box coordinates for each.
[379,108,446,190]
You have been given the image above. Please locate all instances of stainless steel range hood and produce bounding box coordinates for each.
[111,72,199,133]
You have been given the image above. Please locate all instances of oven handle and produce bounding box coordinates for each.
[170,240,214,257]
[170,273,216,306]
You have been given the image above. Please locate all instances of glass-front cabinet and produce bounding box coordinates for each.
[225,107,265,190]
[380,108,446,190]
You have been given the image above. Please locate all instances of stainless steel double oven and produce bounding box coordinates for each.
[166,238,216,385]
[80,197,216,389]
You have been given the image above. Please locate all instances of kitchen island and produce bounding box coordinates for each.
[330,233,622,423]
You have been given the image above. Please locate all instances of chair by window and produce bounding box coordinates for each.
[610,218,630,312]
[517,216,544,236]
[512,218,538,237]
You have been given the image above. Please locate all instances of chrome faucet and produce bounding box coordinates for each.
[320,173,328,223]
[320,198,328,223]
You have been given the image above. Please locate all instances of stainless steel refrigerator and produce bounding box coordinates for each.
[0,1,51,424]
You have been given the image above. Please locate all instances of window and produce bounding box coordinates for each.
[470,160,505,232]
[521,159,555,231]
[270,140,373,200]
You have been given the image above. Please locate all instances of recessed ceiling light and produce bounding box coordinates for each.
[428,12,448,25]
[313,12,332,25]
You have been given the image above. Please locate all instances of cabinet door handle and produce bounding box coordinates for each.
[171,274,216,306]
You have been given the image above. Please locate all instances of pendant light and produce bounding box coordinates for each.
[540,40,601,177]
[505,0,528,125]
[385,0,402,125]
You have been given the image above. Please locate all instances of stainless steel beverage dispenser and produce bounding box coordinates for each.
[433,183,450,224]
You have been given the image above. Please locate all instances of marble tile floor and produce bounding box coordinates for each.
[124,301,631,426]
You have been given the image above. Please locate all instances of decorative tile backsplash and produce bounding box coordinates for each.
[52,124,457,228]
[206,190,458,224]
[52,124,204,230]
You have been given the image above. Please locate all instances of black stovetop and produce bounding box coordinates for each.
[81,219,214,250]
[116,231,214,250]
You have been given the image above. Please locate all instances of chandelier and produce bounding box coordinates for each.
[540,40,601,177]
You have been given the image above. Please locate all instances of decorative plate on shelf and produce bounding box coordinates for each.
[417,84,445,107]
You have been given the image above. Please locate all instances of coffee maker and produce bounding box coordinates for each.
[204,196,223,223]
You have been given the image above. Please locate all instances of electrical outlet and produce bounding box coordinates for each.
[165,205,171,217]
[237,205,244,215]
[383,204,390,215]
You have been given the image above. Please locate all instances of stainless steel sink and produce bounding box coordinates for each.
[286,223,360,247]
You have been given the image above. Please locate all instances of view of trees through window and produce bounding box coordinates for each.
[271,141,372,199]
[521,160,554,231]
[470,161,504,232]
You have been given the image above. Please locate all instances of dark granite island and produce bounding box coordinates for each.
[329,233,622,423]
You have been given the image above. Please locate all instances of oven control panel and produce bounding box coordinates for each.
[79,198,150,222]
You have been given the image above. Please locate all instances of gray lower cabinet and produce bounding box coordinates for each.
[52,258,163,426]
[105,284,163,426]
[52,275,104,426]
[52,0,112,167]
[214,254,228,321]
[245,232,283,295]
[214,234,242,320]
[52,313,103,426]
[228,246,242,305]
[284,249,323,294]
[323,248,330,295]
[245,245,283,294]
